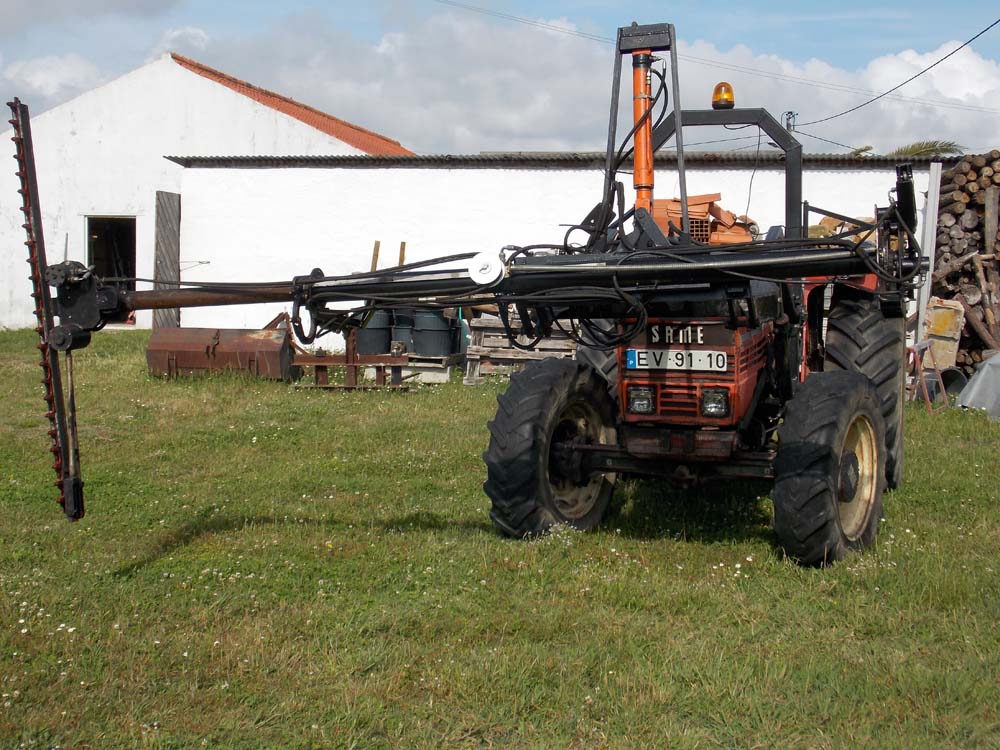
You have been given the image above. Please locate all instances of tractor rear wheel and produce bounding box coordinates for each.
[484,358,617,537]
[772,370,886,566]
[824,296,905,489]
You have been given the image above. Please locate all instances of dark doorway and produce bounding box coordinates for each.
[87,217,136,291]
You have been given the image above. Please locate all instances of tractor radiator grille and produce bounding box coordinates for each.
[736,333,768,370]
[657,383,700,418]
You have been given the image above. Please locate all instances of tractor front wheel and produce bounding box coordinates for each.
[484,358,617,537]
[825,297,906,489]
[772,370,886,566]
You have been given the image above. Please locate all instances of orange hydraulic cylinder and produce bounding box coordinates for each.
[632,50,654,214]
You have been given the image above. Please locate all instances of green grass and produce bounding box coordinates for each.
[1,329,999,749]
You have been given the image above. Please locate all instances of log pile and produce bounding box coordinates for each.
[932,150,1000,376]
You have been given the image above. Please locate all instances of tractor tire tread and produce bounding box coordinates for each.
[575,320,619,400]
[772,370,886,566]
[483,358,616,538]
[825,296,905,489]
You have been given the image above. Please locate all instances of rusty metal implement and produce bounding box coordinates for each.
[9,98,85,519]
[146,327,294,380]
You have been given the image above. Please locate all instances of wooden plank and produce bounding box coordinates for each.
[985,186,999,255]
[468,347,575,359]
[406,353,465,366]
[464,314,577,384]
[297,384,409,392]
[481,362,524,375]
[296,352,461,368]
[473,341,575,351]
[478,329,575,340]
[915,162,942,344]
[476,328,575,339]
[463,355,484,385]
[466,347,573,361]
[477,338,574,348]
[153,191,182,330]
[979,197,1000,333]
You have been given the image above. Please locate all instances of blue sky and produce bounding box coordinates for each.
[6,1,998,67]
[2,1,999,153]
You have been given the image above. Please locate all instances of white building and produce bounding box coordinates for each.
[172,152,940,331]
[0,53,411,329]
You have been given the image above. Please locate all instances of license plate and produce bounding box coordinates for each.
[626,349,728,372]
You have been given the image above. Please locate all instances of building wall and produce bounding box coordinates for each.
[0,55,363,329]
[176,165,931,341]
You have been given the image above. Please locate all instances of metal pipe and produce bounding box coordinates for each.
[915,161,943,344]
[668,24,689,234]
[601,30,625,227]
[510,248,865,277]
[632,50,654,214]
[125,286,296,309]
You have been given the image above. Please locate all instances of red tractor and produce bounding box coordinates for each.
[480,23,915,564]
[12,23,922,566]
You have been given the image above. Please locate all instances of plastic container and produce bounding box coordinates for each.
[924,366,968,401]
[412,310,455,357]
[391,308,415,352]
[454,319,470,354]
[356,309,392,355]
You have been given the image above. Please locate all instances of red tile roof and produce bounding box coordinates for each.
[170,53,413,156]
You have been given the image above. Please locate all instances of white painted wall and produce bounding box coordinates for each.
[0,55,363,329]
[177,165,930,342]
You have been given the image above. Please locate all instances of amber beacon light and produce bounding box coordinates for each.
[712,81,735,109]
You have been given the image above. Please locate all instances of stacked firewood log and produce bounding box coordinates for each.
[932,150,1000,376]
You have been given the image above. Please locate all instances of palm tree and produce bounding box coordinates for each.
[884,140,965,158]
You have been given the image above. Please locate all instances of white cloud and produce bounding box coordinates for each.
[146,26,210,61]
[199,11,613,153]
[2,10,998,155]
[176,11,1000,155]
[2,54,103,104]
[675,39,1000,154]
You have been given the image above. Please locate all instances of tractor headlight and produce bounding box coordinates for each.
[627,386,656,414]
[701,388,730,417]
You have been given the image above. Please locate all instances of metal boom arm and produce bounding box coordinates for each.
[46,238,907,346]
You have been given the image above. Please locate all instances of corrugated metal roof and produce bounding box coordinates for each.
[165,151,959,170]
[170,54,414,157]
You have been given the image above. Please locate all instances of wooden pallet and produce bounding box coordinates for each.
[463,315,576,385]
[298,352,466,387]
[294,328,464,390]
[363,352,465,384]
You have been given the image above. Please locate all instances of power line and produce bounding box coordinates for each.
[684,135,761,147]
[729,141,776,152]
[798,16,1000,126]
[432,0,609,43]
[675,53,1000,115]
[430,0,1000,117]
[795,129,865,153]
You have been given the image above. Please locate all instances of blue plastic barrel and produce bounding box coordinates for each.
[356,309,392,355]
